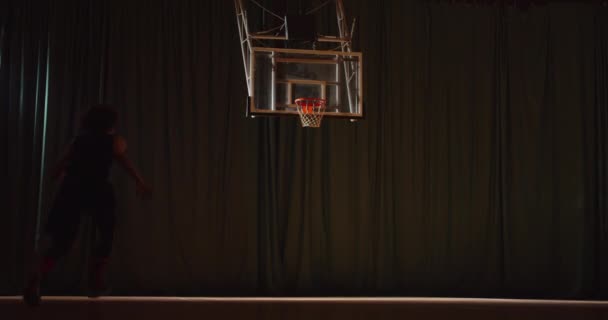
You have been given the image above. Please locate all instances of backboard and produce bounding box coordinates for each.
[249,47,363,119]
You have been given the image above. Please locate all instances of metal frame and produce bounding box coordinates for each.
[234,0,363,120]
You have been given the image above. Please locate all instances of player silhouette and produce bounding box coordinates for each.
[23,104,151,306]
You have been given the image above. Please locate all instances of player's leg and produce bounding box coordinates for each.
[23,184,82,306]
[88,183,116,297]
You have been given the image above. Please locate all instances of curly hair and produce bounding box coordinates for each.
[81,104,118,133]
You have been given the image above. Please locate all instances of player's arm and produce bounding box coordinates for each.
[112,135,150,194]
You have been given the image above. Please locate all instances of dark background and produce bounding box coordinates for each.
[2,0,607,299]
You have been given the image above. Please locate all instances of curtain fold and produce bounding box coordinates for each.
[2,0,607,298]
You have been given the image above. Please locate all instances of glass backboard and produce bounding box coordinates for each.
[248,47,363,119]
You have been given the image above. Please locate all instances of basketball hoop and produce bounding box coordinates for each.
[295,98,326,128]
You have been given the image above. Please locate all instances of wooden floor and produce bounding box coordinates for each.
[2,296,608,320]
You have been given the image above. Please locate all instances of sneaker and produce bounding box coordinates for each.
[22,274,41,307]
[88,257,110,298]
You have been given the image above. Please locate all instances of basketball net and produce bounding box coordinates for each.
[295,98,326,128]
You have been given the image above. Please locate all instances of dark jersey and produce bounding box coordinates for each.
[65,133,114,182]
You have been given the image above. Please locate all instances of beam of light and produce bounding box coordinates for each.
[34,32,51,251]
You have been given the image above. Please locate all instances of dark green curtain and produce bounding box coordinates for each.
[2,0,607,298]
